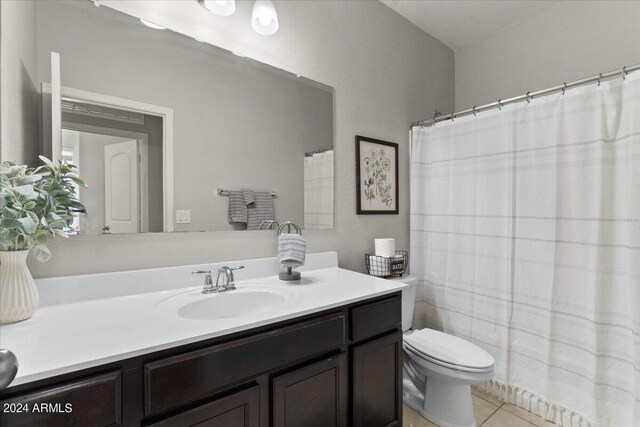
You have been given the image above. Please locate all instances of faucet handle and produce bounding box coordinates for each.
[194,270,216,294]
[231,266,245,271]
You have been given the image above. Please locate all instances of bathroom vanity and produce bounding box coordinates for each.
[0,253,406,427]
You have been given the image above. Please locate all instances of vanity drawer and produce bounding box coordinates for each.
[144,312,345,415]
[148,385,260,427]
[350,294,401,342]
[0,371,121,427]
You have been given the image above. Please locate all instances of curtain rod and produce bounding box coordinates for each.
[411,63,640,128]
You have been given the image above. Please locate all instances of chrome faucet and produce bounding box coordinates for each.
[192,266,245,294]
[215,265,245,291]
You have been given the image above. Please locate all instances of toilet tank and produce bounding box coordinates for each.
[389,275,417,332]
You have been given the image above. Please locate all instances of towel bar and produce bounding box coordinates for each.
[217,188,276,197]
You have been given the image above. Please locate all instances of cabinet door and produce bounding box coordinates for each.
[0,371,121,427]
[352,331,402,427]
[272,354,347,427]
[149,385,259,427]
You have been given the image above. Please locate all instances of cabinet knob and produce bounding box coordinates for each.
[0,349,18,390]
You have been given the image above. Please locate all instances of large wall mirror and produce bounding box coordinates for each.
[33,0,334,234]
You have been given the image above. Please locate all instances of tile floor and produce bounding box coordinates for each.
[403,388,557,427]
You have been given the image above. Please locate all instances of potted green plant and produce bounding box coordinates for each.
[0,157,86,323]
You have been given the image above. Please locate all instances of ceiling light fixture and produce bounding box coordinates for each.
[198,0,236,17]
[140,19,166,30]
[251,0,279,36]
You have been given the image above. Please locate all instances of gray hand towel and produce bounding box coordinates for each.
[247,191,274,230]
[242,189,255,206]
[278,233,306,268]
[227,191,248,224]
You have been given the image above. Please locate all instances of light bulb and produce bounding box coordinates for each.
[140,19,165,30]
[258,15,271,26]
[198,0,236,16]
[252,0,279,36]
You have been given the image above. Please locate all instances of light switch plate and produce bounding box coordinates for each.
[176,210,191,224]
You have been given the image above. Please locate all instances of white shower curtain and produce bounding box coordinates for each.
[304,150,334,229]
[410,72,640,427]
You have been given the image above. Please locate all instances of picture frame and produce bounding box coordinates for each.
[355,135,399,214]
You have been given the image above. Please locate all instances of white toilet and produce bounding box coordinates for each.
[396,276,495,427]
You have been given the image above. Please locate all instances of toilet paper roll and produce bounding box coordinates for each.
[375,238,396,258]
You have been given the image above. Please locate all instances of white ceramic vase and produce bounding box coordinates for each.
[0,250,39,324]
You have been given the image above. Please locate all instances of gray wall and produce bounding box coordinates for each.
[35,0,333,232]
[455,0,640,110]
[27,0,454,278]
[0,0,38,165]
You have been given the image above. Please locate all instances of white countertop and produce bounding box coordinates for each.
[1,254,406,388]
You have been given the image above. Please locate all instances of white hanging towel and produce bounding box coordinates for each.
[278,233,306,268]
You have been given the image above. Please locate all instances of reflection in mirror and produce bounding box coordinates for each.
[33,0,334,234]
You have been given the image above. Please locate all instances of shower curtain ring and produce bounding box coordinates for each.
[526,92,531,103]
[497,99,503,110]
[597,73,603,86]
[472,106,477,116]
[562,83,567,95]
[622,66,627,80]
[450,113,455,122]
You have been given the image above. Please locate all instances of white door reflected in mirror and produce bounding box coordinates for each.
[104,140,140,234]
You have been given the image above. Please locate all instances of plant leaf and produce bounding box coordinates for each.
[38,156,55,169]
[0,218,21,228]
[18,216,38,234]
[14,185,37,199]
[32,245,52,262]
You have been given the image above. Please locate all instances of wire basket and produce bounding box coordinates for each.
[365,250,408,278]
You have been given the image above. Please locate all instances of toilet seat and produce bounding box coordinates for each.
[404,344,494,374]
[404,328,494,372]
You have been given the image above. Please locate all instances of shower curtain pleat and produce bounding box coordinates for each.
[410,72,640,427]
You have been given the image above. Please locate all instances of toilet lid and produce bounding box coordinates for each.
[404,329,494,370]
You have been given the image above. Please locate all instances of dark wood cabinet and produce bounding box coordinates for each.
[148,385,260,427]
[0,371,121,427]
[272,354,347,427]
[350,295,401,342]
[144,312,345,416]
[0,292,402,427]
[352,331,403,427]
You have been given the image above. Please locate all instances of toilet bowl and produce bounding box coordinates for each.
[394,276,495,427]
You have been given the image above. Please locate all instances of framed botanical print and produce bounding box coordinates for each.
[355,135,399,214]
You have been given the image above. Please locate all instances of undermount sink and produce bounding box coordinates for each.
[155,284,294,320]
